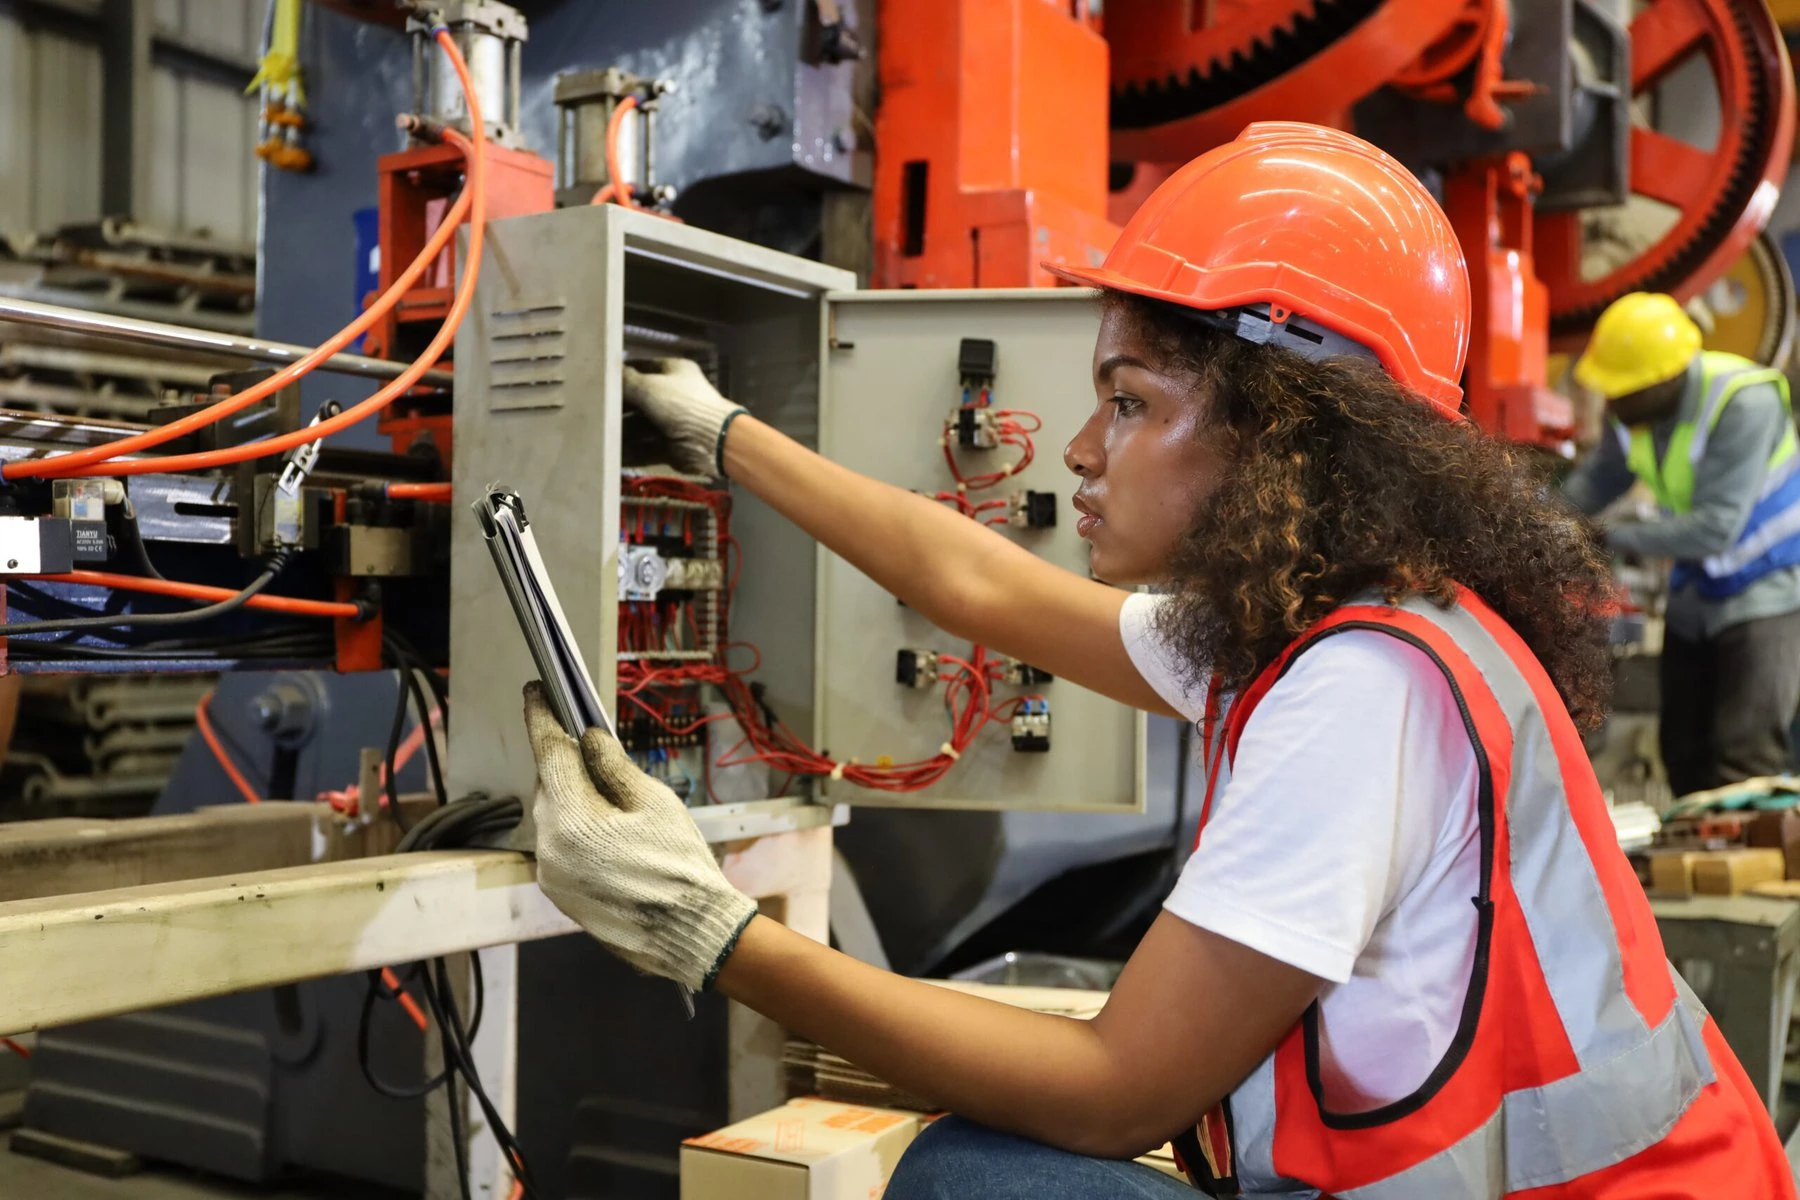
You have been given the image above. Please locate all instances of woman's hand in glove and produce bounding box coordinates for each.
[620,357,747,478]
[523,683,758,991]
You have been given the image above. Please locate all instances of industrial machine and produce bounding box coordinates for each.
[0,0,1793,1195]
[875,0,1796,445]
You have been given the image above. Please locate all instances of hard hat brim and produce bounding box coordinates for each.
[1044,260,1465,416]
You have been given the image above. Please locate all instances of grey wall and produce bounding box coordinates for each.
[0,0,261,244]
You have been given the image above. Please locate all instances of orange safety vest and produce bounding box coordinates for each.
[1172,588,1793,1198]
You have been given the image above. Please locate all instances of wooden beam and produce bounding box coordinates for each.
[0,824,841,1041]
[0,798,436,903]
[0,851,577,1036]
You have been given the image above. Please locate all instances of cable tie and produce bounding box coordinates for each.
[956,482,967,494]
[938,742,960,761]
[1000,461,1015,476]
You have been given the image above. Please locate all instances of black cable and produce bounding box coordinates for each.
[355,792,530,1198]
[422,956,535,1199]
[357,970,450,1100]
[385,629,450,721]
[5,580,117,619]
[384,665,413,834]
[4,636,334,662]
[114,498,167,581]
[402,665,448,807]
[0,550,294,638]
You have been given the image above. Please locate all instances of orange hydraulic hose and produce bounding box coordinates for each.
[387,481,453,502]
[49,50,486,481]
[2,42,483,482]
[31,569,361,618]
[588,94,639,209]
[196,690,263,805]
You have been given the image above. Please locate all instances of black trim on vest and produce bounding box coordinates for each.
[1265,620,1498,1131]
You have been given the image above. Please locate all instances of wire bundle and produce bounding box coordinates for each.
[616,409,1047,794]
[357,794,534,1200]
[940,407,1042,492]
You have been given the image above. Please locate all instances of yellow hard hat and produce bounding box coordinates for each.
[1572,292,1702,400]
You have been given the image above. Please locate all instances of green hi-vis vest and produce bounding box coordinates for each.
[1617,350,1794,514]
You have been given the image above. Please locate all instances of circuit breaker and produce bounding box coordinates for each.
[452,207,1141,822]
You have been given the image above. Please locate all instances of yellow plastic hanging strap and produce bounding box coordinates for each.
[246,0,305,111]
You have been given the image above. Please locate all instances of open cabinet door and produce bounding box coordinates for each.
[816,289,1145,813]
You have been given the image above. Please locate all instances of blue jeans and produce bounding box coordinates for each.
[886,1115,1197,1198]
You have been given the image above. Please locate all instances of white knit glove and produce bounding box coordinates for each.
[621,358,746,478]
[523,683,758,990]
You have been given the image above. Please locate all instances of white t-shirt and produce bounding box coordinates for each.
[1121,592,1482,1111]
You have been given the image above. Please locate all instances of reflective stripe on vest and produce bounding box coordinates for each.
[1613,351,1794,512]
[1612,351,1800,597]
[1207,592,1723,1198]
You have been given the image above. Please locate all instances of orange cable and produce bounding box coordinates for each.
[2,1037,29,1059]
[589,95,639,210]
[21,30,487,481]
[195,690,262,805]
[30,570,360,619]
[387,481,452,502]
[2,93,475,481]
[507,1180,524,1200]
[381,966,430,1031]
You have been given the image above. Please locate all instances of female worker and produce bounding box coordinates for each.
[522,123,1792,1196]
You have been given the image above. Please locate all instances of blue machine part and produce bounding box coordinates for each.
[156,669,430,810]
[351,205,380,352]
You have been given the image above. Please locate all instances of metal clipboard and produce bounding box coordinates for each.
[473,485,616,740]
[474,484,697,1017]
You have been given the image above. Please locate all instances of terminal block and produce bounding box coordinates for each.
[896,648,940,689]
[1010,698,1050,752]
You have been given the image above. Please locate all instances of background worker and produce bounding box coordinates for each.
[1564,293,1800,797]
[525,126,1791,1196]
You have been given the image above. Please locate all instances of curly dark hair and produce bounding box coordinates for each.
[1108,291,1616,731]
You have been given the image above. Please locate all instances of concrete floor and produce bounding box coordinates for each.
[0,1144,411,1200]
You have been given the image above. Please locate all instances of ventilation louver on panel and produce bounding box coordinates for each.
[487,303,568,411]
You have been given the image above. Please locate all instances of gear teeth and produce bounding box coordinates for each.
[1549,0,1779,337]
[1111,0,1381,130]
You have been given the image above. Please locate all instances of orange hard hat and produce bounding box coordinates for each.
[1049,122,1471,416]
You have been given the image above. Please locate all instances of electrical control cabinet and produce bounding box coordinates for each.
[452,207,1142,821]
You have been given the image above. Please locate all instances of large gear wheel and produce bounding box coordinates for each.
[1107,0,1465,161]
[1539,0,1795,342]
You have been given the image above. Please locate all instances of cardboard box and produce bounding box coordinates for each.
[1649,850,1703,895]
[1747,808,1800,879]
[1692,848,1787,896]
[681,1098,923,1200]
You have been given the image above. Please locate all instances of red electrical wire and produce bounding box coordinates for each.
[25,31,487,481]
[2,37,484,482]
[2,1037,29,1059]
[387,481,452,502]
[614,466,1044,794]
[941,410,1041,492]
[195,690,262,805]
[29,570,360,619]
